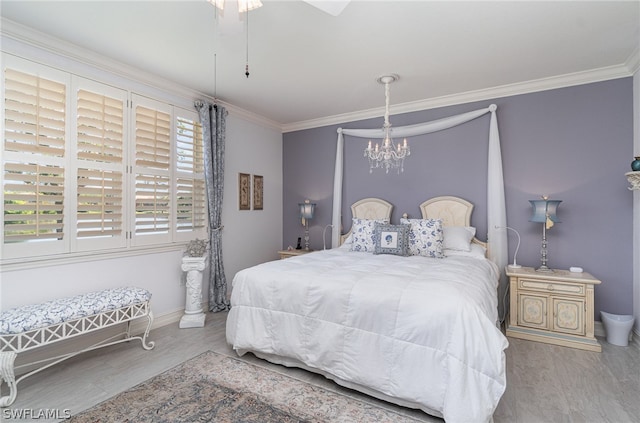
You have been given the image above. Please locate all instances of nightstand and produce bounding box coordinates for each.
[277,249,312,259]
[506,266,601,352]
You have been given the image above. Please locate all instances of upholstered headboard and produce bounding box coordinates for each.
[420,195,487,249]
[339,198,393,245]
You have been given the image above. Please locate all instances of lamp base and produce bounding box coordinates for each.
[507,264,522,269]
[536,266,554,273]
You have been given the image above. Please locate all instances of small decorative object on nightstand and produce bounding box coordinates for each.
[506,266,601,352]
[278,249,312,260]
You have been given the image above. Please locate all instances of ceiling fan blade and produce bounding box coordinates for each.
[302,0,350,16]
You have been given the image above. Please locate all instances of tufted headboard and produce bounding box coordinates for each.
[339,198,393,245]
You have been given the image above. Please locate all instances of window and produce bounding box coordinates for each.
[2,63,69,258]
[76,80,127,251]
[132,95,172,246]
[2,55,206,261]
[175,113,206,240]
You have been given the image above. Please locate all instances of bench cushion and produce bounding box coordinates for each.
[0,287,151,335]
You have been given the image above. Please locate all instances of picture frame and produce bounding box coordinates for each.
[253,175,263,210]
[239,173,250,210]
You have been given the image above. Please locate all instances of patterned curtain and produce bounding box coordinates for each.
[195,101,230,312]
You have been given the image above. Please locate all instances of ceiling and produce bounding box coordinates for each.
[1,1,639,131]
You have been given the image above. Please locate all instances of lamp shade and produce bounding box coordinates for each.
[299,200,316,220]
[529,199,561,223]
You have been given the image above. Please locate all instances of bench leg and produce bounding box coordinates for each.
[141,310,155,350]
[0,352,17,407]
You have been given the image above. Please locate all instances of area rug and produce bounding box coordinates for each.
[70,351,427,422]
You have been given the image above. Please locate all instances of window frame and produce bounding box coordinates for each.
[1,54,208,265]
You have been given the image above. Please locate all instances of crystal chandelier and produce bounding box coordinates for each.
[364,74,410,173]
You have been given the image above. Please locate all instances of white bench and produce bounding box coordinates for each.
[0,287,155,407]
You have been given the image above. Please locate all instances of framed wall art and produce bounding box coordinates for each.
[239,173,250,210]
[253,175,263,210]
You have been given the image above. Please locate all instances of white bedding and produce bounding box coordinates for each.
[226,247,509,423]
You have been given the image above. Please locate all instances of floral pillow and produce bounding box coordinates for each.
[400,218,444,258]
[373,223,410,256]
[350,218,389,252]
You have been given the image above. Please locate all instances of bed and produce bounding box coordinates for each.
[226,196,508,423]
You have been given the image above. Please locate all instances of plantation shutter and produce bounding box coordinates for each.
[2,65,68,257]
[75,81,127,250]
[132,95,172,245]
[175,110,206,241]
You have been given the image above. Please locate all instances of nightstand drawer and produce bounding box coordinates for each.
[518,278,585,296]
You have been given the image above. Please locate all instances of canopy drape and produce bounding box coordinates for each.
[332,104,508,318]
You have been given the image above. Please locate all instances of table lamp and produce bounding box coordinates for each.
[299,199,316,250]
[529,196,561,272]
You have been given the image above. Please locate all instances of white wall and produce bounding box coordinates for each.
[222,114,283,284]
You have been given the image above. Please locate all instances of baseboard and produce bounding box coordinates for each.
[11,302,208,376]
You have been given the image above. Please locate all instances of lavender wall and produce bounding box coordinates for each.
[283,78,634,317]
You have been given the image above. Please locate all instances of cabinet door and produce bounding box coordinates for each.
[518,292,548,330]
[551,296,585,335]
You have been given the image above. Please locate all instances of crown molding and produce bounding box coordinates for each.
[626,46,640,75]
[0,18,281,132]
[282,63,634,133]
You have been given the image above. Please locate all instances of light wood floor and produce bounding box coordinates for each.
[4,311,639,423]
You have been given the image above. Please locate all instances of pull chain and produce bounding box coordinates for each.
[245,7,250,78]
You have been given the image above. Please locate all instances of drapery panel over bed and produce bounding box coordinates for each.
[332,104,508,315]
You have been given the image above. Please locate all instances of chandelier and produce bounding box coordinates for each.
[208,0,263,13]
[364,74,410,174]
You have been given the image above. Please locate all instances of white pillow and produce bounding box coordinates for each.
[443,226,476,252]
[444,242,486,259]
[350,218,389,252]
[339,233,353,249]
[400,218,444,258]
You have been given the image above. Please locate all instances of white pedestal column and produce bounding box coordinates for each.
[179,256,207,328]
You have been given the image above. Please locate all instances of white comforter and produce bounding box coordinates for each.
[226,248,508,423]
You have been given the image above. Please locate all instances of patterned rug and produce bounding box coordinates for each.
[70,351,427,422]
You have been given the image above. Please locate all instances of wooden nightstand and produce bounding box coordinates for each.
[506,266,601,352]
[277,249,312,259]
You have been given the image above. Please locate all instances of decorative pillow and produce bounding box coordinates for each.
[339,233,353,249]
[373,223,410,256]
[350,218,389,252]
[444,242,487,259]
[443,226,476,252]
[400,218,444,258]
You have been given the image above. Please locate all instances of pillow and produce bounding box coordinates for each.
[350,218,389,252]
[373,223,410,256]
[444,242,486,259]
[339,233,353,249]
[443,226,476,252]
[400,218,444,258]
